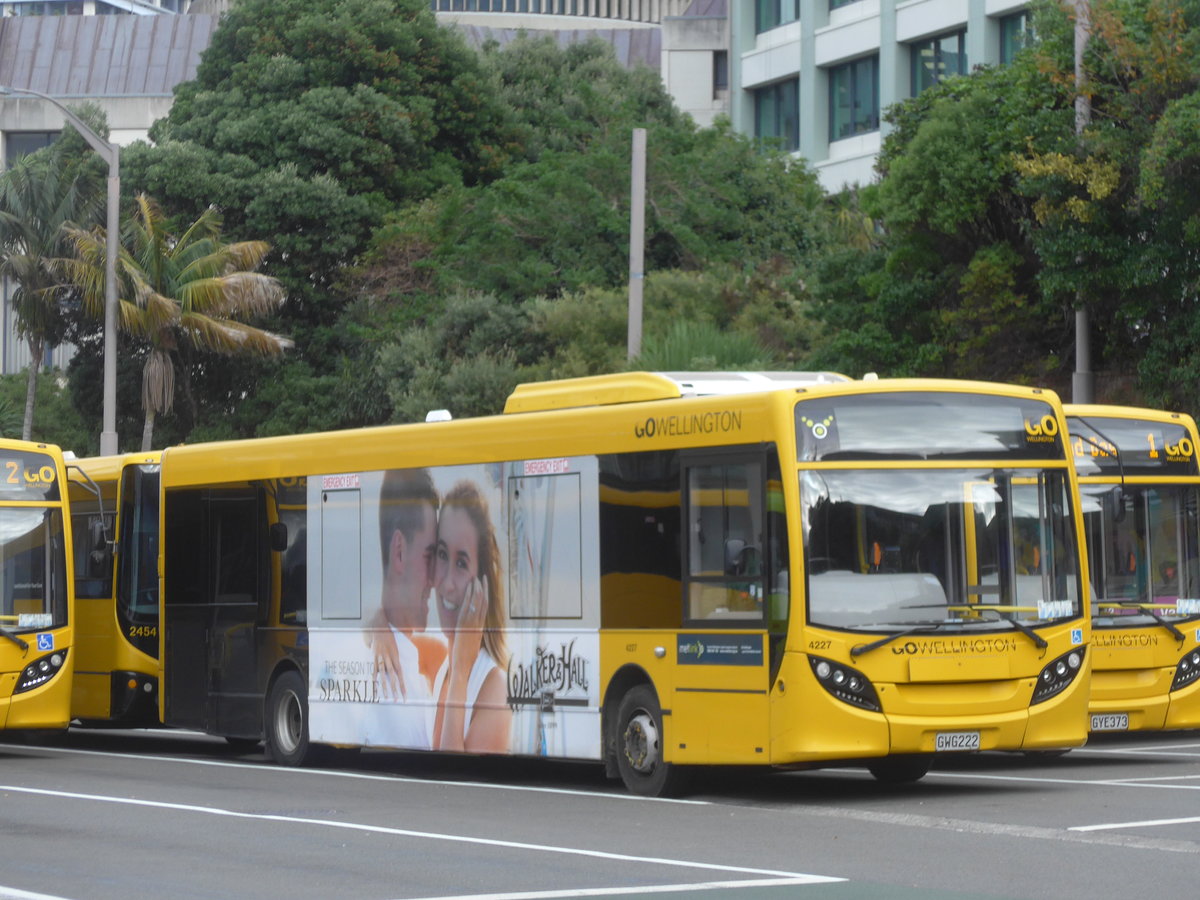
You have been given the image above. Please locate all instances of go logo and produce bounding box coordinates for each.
[1024,415,1059,438]
[1165,437,1195,459]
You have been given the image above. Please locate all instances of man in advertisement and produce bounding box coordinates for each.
[365,468,447,747]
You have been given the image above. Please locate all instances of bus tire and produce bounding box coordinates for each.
[867,754,931,784]
[266,670,315,767]
[615,685,688,798]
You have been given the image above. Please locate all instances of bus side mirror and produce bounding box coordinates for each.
[89,517,107,551]
[270,522,288,552]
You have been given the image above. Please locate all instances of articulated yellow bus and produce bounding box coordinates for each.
[155,373,1091,795]
[1065,405,1200,733]
[66,453,161,726]
[0,439,75,733]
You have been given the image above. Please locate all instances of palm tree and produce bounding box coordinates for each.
[0,151,102,440]
[60,194,292,450]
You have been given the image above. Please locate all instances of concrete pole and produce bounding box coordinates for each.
[1072,0,1094,404]
[627,128,646,362]
[0,85,120,452]
[101,154,120,455]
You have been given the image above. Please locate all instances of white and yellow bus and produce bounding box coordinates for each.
[155,373,1091,795]
[0,439,75,733]
[1066,405,1200,733]
[66,453,161,726]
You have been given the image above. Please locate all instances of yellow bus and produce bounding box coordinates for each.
[66,453,161,726]
[1065,404,1200,733]
[0,439,75,733]
[155,373,1091,795]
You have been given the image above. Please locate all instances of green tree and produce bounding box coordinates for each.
[1012,0,1200,407]
[115,0,513,438]
[60,194,291,450]
[0,128,103,439]
[811,9,1076,386]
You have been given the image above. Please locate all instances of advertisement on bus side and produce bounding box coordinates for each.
[307,458,603,760]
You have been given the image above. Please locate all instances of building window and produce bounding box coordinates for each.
[754,78,799,152]
[999,12,1033,64]
[911,29,967,95]
[756,0,799,34]
[829,56,879,140]
[829,0,860,9]
[4,132,59,168]
[713,50,729,96]
[10,0,85,13]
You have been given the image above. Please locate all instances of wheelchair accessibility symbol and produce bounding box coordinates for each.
[36,633,54,652]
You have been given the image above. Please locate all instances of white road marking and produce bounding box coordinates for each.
[393,878,842,900]
[3,743,708,804]
[765,804,1200,854]
[1070,815,1200,832]
[832,767,1200,790]
[0,784,836,883]
[0,887,77,900]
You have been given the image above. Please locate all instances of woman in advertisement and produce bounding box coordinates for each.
[431,479,512,752]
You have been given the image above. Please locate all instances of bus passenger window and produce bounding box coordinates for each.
[686,460,765,622]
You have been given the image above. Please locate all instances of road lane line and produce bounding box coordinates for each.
[0,887,77,900]
[759,803,1200,854]
[2,743,707,805]
[829,768,1200,789]
[0,784,837,883]
[1070,815,1200,832]
[394,877,842,900]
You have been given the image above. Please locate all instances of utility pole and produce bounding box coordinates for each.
[1072,0,1094,404]
[627,128,646,362]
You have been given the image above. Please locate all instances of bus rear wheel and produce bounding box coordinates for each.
[266,670,315,767]
[615,685,688,797]
[867,754,931,784]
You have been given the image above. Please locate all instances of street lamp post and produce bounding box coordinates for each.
[1,85,120,455]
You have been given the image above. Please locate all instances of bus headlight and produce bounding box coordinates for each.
[808,655,881,712]
[1170,650,1200,691]
[1031,648,1085,705]
[14,649,68,694]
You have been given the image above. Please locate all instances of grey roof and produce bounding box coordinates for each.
[454,24,660,71]
[0,14,219,98]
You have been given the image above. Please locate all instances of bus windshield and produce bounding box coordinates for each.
[0,507,68,634]
[803,468,1081,631]
[1079,483,1200,625]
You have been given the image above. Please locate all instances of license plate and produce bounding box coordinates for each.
[1091,713,1129,732]
[935,731,981,752]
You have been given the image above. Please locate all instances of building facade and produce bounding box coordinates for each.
[732,0,1031,192]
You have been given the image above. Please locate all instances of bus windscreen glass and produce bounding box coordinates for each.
[0,508,67,632]
[1079,483,1200,623]
[802,468,1082,631]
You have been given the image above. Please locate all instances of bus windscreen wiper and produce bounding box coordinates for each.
[851,623,949,658]
[1099,601,1186,642]
[948,603,1049,650]
[0,624,29,650]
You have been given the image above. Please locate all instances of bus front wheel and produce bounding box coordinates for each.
[615,685,688,797]
[266,670,314,767]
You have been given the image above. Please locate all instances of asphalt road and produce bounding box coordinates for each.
[1,728,1197,900]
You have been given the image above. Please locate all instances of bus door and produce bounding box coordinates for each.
[164,487,266,736]
[671,450,771,764]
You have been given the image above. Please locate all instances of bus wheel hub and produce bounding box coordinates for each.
[623,713,659,773]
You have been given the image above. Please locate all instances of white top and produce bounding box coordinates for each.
[433,649,499,745]
[368,626,435,750]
